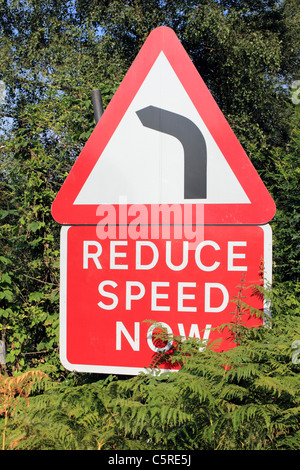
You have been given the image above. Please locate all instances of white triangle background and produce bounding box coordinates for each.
[74,52,250,205]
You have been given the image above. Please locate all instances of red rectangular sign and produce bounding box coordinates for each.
[60,224,272,375]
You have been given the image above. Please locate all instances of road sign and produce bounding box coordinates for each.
[59,224,272,375]
[51,26,276,226]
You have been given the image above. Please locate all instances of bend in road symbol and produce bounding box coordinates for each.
[136,105,207,200]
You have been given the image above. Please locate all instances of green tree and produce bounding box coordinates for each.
[87,0,299,149]
[265,104,300,284]
[0,0,120,374]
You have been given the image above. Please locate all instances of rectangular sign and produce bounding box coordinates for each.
[59,224,272,375]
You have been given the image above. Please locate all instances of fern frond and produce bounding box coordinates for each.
[253,375,298,398]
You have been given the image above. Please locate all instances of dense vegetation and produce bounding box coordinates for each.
[0,0,299,450]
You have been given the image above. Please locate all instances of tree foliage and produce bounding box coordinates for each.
[1,291,299,450]
[0,0,299,450]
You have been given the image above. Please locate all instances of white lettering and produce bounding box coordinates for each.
[83,241,102,269]
[110,241,128,269]
[82,239,249,273]
[151,282,170,311]
[228,241,247,271]
[98,280,118,310]
[178,282,197,312]
[147,322,173,352]
[166,240,189,271]
[115,322,212,353]
[116,321,140,351]
[136,241,159,270]
[205,282,229,312]
[195,241,220,271]
[126,281,145,310]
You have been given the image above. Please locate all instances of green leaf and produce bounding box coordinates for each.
[27,221,45,232]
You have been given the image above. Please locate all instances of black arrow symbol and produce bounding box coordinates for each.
[136,105,207,199]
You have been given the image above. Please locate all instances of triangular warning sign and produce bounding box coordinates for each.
[51,26,276,225]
